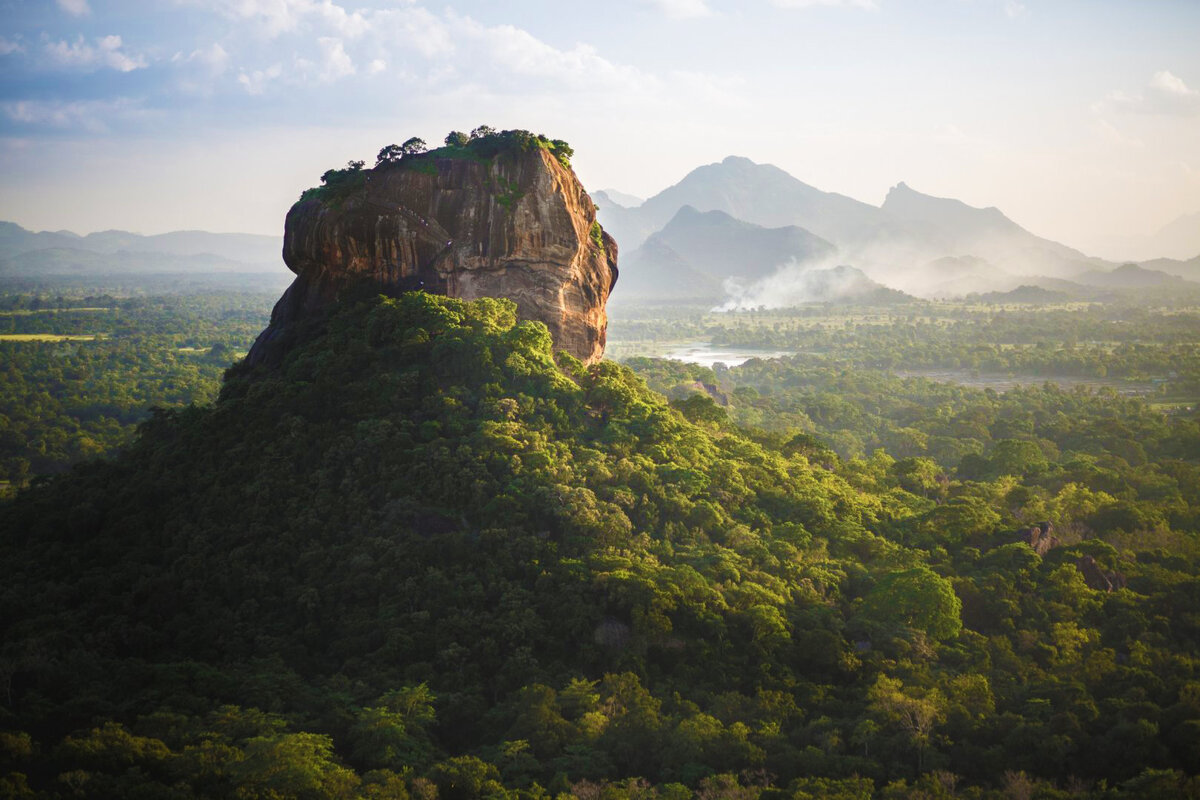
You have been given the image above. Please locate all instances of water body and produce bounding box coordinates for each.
[610,340,795,368]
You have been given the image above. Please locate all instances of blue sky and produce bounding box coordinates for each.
[1,0,1197,258]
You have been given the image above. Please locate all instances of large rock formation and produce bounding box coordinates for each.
[247,139,618,366]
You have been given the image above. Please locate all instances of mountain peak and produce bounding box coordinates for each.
[604,155,883,249]
[883,181,952,206]
[883,182,1012,227]
[667,204,743,227]
[593,188,644,209]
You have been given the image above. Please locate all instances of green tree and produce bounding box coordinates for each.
[377,144,404,166]
[349,685,438,771]
[428,755,506,800]
[231,733,360,800]
[868,675,947,772]
[989,439,1049,477]
[860,566,962,640]
[401,137,428,156]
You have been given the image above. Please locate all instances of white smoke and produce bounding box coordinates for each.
[716,256,874,311]
[714,233,1060,310]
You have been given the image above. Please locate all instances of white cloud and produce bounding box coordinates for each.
[311,0,370,38]
[770,0,878,9]
[44,34,148,72]
[237,63,283,94]
[644,0,714,19]
[56,0,91,16]
[444,12,650,95]
[365,6,453,60]
[1147,70,1200,114]
[171,43,230,93]
[298,36,355,82]
[1104,70,1200,116]
[1003,1,1028,19]
[184,42,230,75]
[0,36,25,55]
[2,98,138,132]
[1150,70,1197,98]
[172,0,734,111]
[196,0,303,37]
[184,0,368,38]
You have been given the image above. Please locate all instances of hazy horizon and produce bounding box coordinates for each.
[1,0,1198,261]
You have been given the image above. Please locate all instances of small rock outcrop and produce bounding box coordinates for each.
[1075,555,1127,592]
[1017,521,1059,556]
[248,133,618,366]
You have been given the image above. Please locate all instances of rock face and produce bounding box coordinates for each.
[1017,521,1059,556]
[247,145,618,366]
[1075,555,1127,593]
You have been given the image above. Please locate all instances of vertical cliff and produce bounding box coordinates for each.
[247,136,618,366]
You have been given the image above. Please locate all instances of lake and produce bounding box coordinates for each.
[609,340,795,368]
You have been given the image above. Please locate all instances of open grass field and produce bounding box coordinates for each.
[0,307,112,315]
[0,333,100,341]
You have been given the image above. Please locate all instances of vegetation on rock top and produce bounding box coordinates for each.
[299,127,575,203]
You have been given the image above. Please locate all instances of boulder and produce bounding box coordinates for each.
[1076,554,1126,592]
[1017,521,1060,556]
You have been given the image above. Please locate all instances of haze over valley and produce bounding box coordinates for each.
[595,156,1200,308]
[3,155,1196,309]
[4,3,1200,799]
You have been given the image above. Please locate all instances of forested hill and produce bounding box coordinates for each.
[3,292,1200,799]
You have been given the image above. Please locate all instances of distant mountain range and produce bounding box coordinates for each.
[972,285,1072,305]
[878,182,1097,280]
[597,157,1200,305]
[0,221,286,276]
[1153,212,1200,261]
[593,188,644,209]
[1075,263,1190,289]
[1139,253,1200,283]
[597,156,896,251]
[1088,211,1200,262]
[617,206,837,302]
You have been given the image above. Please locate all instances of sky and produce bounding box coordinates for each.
[0,0,1198,259]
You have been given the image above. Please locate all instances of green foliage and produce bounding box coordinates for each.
[429,756,505,800]
[549,139,574,168]
[4,291,1200,798]
[421,127,573,167]
[860,566,963,640]
[0,290,272,484]
[232,732,361,799]
[300,128,574,208]
[669,394,726,426]
[494,176,524,211]
[377,143,404,166]
[350,685,438,772]
[591,221,606,254]
[300,160,369,202]
[401,137,427,156]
